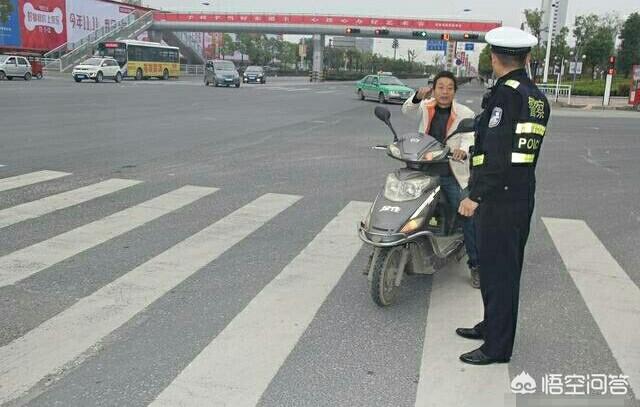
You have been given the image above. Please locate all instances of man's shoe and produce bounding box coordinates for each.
[456,327,483,340]
[470,266,480,289]
[459,348,510,365]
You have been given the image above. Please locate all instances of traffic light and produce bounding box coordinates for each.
[440,34,450,41]
[463,33,479,40]
[412,31,428,38]
[345,28,360,34]
[375,29,390,36]
[608,56,616,76]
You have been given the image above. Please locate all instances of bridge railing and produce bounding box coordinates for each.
[45,13,138,60]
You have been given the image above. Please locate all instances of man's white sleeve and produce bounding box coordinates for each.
[401,92,421,117]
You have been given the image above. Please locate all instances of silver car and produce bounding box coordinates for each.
[0,55,33,81]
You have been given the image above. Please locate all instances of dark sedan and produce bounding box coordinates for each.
[243,66,266,84]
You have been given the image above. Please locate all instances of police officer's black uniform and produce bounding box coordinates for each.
[466,67,550,362]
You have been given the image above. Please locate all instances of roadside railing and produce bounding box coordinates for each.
[180,64,205,76]
[538,84,572,104]
[39,58,62,73]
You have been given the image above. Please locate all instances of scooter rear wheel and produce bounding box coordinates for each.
[369,247,403,307]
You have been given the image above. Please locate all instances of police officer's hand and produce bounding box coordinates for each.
[415,87,433,100]
[458,198,479,217]
[451,149,467,161]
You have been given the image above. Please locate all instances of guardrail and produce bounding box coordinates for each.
[538,84,572,104]
[180,64,205,76]
[40,58,62,73]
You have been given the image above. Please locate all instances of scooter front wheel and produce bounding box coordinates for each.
[369,247,403,307]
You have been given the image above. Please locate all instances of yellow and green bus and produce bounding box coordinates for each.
[98,40,180,80]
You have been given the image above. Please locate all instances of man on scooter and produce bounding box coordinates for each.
[401,71,479,288]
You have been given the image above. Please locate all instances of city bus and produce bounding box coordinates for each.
[97,40,180,80]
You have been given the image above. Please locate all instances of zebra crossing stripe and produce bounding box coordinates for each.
[414,262,510,407]
[150,201,370,407]
[0,178,141,229]
[0,193,300,405]
[0,185,218,288]
[543,217,640,399]
[0,170,70,192]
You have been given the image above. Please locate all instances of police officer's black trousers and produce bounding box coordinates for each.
[473,198,534,360]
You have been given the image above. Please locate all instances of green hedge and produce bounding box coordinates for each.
[571,78,631,97]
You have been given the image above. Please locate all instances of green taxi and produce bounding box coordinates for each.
[355,73,414,104]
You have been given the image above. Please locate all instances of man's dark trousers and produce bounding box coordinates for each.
[474,196,534,360]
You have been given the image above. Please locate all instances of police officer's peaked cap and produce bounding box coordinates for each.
[486,27,538,55]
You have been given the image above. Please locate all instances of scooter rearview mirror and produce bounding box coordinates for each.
[374,106,391,123]
[374,107,398,142]
[454,118,476,134]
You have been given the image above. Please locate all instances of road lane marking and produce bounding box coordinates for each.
[0,170,70,193]
[0,178,141,229]
[150,201,370,407]
[415,262,511,407]
[0,193,301,405]
[0,186,217,287]
[543,217,640,398]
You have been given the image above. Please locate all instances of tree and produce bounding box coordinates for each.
[479,44,492,77]
[618,12,640,77]
[573,14,600,53]
[0,0,13,24]
[551,26,570,62]
[524,9,545,63]
[584,26,615,75]
[220,34,235,59]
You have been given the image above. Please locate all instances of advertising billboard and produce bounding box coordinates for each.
[0,0,137,51]
[0,0,21,47]
[19,0,67,50]
[65,0,134,44]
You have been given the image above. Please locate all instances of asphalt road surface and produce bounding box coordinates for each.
[0,75,638,407]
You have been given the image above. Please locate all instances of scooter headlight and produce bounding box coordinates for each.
[388,144,401,158]
[384,173,431,202]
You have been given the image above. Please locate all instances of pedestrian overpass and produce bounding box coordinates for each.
[46,11,501,76]
[150,12,500,80]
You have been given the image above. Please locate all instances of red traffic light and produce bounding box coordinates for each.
[608,56,616,65]
[345,28,361,34]
[375,29,390,35]
[463,33,479,40]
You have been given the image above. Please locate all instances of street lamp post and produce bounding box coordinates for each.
[553,54,566,102]
[571,53,587,90]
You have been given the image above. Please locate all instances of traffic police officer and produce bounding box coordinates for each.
[456,27,551,365]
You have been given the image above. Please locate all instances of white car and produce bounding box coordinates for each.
[0,55,33,81]
[72,57,122,83]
